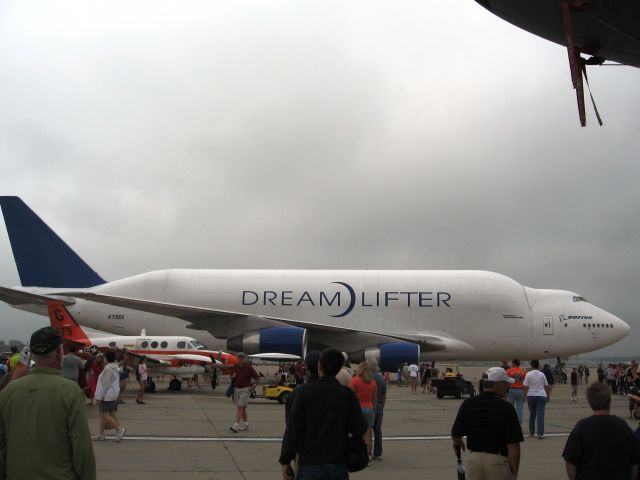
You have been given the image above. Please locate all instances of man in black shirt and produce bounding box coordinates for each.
[279,348,367,480]
[562,383,639,480]
[451,367,523,480]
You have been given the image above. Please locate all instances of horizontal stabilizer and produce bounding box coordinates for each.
[0,196,105,288]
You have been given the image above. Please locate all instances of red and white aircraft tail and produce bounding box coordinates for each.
[47,300,92,349]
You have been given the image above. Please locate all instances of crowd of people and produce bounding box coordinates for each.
[2,328,640,479]
[450,358,640,480]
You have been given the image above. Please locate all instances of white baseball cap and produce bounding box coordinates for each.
[485,367,515,383]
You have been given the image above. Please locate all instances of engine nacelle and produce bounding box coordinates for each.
[350,343,420,372]
[227,327,307,357]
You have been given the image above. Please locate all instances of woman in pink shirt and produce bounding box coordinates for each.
[349,362,377,459]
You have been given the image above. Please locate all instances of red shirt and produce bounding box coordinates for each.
[232,363,259,388]
[506,367,526,389]
[349,376,377,409]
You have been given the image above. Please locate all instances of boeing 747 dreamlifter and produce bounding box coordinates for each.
[0,197,630,370]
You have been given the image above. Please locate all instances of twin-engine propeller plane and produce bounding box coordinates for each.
[475,0,640,126]
[0,197,631,371]
[47,299,236,379]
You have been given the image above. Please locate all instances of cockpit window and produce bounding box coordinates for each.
[572,296,588,303]
[188,340,203,350]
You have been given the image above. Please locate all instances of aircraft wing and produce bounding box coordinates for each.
[163,354,214,364]
[249,353,301,362]
[58,291,243,320]
[60,292,462,353]
[0,286,74,307]
[125,351,170,367]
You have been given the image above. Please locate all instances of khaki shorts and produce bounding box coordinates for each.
[466,452,515,480]
[233,386,251,407]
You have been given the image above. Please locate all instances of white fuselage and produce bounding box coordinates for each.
[18,269,629,361]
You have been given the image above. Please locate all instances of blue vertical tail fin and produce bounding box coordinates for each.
[0,196,105,288]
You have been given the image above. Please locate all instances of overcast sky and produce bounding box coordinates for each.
[1,1,638,357]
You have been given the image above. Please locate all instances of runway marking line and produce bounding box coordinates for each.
[103,433,571,442]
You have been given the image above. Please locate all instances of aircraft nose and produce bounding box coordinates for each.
[617,316,631,338]
[609,312,631,340]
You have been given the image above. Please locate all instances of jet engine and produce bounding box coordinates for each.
[227,327,307,357]
[350,342,420,372]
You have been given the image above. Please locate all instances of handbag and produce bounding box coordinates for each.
[346,435,369,472]
[225,379,235,398]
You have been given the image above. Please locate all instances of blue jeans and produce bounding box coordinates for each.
[373,411,383,457]
[527,395,547,437]
[297,464,349,480]
[506,388,524,425]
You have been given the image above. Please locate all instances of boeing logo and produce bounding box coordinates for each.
[560,314,594,322]
[242,281,452,317]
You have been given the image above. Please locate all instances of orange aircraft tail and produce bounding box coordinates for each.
[47,301,91,346]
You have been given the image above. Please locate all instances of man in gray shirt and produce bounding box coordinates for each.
[61,346,85,382]
[367,357,387,461]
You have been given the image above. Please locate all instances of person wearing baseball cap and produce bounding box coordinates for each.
[0,327,96,479]
[229,352,260,433]
[451,367,523,480]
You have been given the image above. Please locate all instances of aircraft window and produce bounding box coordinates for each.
[109,341,117,348]
[177,341,186,349]
[161,341,168,348]
[151,341,158,348]
[572,296,588,303]
[141,341,149,348]
[188,340,201,350]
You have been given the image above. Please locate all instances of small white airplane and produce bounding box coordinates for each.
[47,299,237,377]
[0,197,631,370]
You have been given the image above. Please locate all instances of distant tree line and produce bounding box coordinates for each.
[0,339,27,350]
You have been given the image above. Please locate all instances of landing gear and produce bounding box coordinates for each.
[168,377,182,391]
[144,377,156,393]
[560,1,603,126]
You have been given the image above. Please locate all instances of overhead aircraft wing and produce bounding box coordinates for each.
[59,292,468,353]
[0,286,74,307]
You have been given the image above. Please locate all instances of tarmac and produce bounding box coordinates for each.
[89,367,637,480]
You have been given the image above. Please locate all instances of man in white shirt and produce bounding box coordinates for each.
[523,359,551,439]
[408,363,420,393]
[335,352,353,386]
[94,350,126,442]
